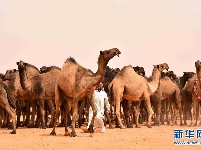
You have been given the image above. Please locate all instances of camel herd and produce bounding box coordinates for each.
[0,48,201,137]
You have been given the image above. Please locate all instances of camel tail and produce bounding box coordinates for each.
[3,83,16,109]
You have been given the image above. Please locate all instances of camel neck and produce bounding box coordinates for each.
[151,68,161,83]
[18,68,28,90]
[196,68,201,91]
[92,56,109,85]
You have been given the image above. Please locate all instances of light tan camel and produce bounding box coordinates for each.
[108,63,169,128]
[151,76,183,126]
[50,48,121,137]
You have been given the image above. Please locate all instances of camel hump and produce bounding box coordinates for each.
[65,57,77,64]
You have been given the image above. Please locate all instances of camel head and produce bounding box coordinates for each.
[99,48,121,63]
[195,60,201,90]
[16,60,27,70]
[195,60,201,70]
[153,63,169,72]
[183,72,195,79]
[133,66,145,76]
[40,66,48,73]
[0,73,5,80]
[3,69,17,81]
[111,68,120,74]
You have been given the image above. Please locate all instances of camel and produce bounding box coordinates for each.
[3,69,34,127]
[121,66,147,128]
[180,72,195,90]
[194,60,201,125]
[181,70,201,126]
[0,80,16,134]
[108,63,169,128]
[150,75,183,126]
[50,48,121,137]
[16,62,61,128]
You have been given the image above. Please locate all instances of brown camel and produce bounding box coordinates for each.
[194,60,201,125]
[3,69,34,127]
[50,48,121,137]
[108,63,169,128]
[16,62,61,128]
[181,72,201,126]
[0,80,16,134]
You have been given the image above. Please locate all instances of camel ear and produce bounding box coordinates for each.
[13,69,16,72]
[24,63,27,66]
[16,62,19,65]
[157,65,160,69]
[100,51,103,55]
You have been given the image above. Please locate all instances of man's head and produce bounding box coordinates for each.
[97,83,104,91]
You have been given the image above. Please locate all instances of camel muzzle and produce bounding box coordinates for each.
[116,51,121,57]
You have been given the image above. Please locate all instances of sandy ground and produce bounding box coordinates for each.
[1,123,201,150]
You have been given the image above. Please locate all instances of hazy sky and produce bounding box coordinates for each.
[0,0,201,76]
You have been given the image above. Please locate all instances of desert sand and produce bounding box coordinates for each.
[1,123,201,150]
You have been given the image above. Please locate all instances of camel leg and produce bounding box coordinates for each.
[16,101,21,127]
[114,97,125,129]
[1,111,9,128]
[122,100,132,128]
[192,98,197,126]
[21,100,31,127]
[58,105,65,127]
[166,100,170,126]
[87,96,98,133]
[134,101,141,128]
[27,100,36,128]
[38,99,46,129]
[78,99,86,128]
[195,100,200,126]
[64,100,72,136]
[0,99,16,134]
[156,99,162,126]
[46,99,55,128]
[161,100,166,125]
[143,94,153,128]
[70,100,79,137]
[50,84,63,136]
[176,99,183,126]
[0,106,3,127]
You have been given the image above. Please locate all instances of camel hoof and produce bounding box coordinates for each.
[180,123,184,126]
[50,131,56,136]
[127,124,133,128]
[9,131,16,134]
[88,124,94,133]
[109,126,115,129]
[1,124,7,128]
[70,133,77,137]
[120,126,126,129]
[147,124,152,128]
[27,124,35,128]
[135,125,141,128]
